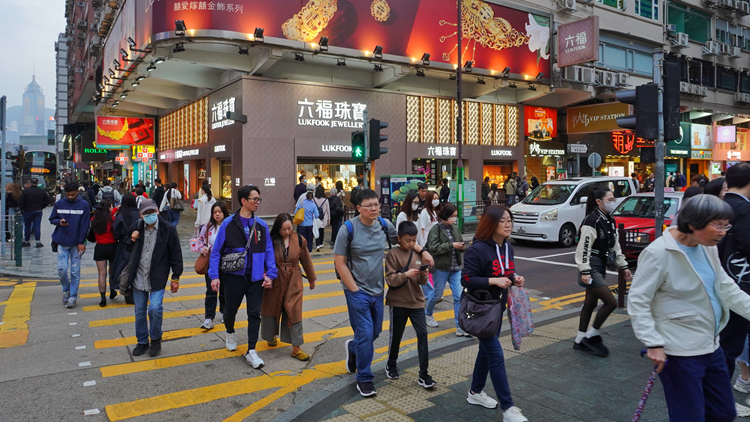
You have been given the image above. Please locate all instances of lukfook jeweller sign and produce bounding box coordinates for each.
[211,97,237,129]
[297,99,367,128]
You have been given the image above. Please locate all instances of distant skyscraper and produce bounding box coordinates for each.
[19,75,46,136]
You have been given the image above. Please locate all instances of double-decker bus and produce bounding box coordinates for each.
[22,151,57,197]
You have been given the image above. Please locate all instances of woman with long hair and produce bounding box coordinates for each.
[396,191,420,231]
[313,187,330,252]
[91,200,118,306]
[461,205,528,421]
[160,182,183,226]
[112,194,140,304]
[5,183,20,241]
[195,186,216,230]
[488,183,501,205]
[261,213,317,361]
[530,176,540,190]
[198,202,230,329]
[573,187,631,356]
[418,191,440,246]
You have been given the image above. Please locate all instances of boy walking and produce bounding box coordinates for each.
[384,221,435,389]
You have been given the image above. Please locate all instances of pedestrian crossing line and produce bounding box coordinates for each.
[0,282,36,349]
[78,273,205,289]
[82,293,207,312]
[534,281,632,311]
[98,307,457,377]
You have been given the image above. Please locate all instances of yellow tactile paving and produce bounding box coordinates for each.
[0,282,36,348]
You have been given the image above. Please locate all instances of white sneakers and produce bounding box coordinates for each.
[246,350,264,369]
[467,390,497,409]
[456,328,471,337]
[737,402,750,417]
[736,376,750,393]
[503,406,528,422]
[225,332,237,351]
[425,315,439,328]
[200,318,214,330]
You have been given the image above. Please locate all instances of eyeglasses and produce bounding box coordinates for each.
[710,223,732,232]
[499,219,513,226]
[247,197,262,204]
[360,203,381,210]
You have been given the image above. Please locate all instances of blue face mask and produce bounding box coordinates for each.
[143,213,158,225]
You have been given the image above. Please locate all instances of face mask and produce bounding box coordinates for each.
[432,199,440,207]
[411,203,418,211]
[604,202,617,214]
[143,214,158,225]
[448,217,458,224]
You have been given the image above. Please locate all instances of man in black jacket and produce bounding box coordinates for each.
[18,177,50,247]
[126,198,183,358]
[82,180,96,209]
[151,178,166,211]
[293,174,307,204]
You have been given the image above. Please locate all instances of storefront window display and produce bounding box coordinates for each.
[483,163,514,187]
[220,161,232,201]
[410,159,463,187]
[296,164,363,192]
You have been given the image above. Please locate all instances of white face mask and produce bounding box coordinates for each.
[411,203,418,211]
[448,217,458,224]
[604,201,617,214]
[432,199,440,207]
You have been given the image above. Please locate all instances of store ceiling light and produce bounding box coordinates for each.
[173,43,185,53]
[502,67,511,78]
[421,53,430,66]
[374,63,383,72]
[416,69,425,77]
[154,57,165,64]
[238,46,249,55]
[253,27,265,42]
[528,84,537,91]
[508,82,517,89]
[175,20,187,36]
[120,91,128,99]
[337,58,346,67]
[373,45,383,59]
[477,78,486,85]
[146,63,157,72]
[464,60,473,73]
[318,36,329,52]
[108,68,115,77]
[131,80,140,87]
[135,75,145,82]
[112,103,118,107]
[295,53,305,62]
[536,72,544,82]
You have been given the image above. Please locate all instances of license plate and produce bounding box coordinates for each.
[517,227,526,235]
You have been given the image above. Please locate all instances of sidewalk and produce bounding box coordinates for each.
[278,310,674,422]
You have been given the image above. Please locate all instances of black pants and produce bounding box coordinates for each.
[221,273,263,350]
[720,310,750,378]
[204,274,226,320]
[388,306,429,377]
[330,217,342,244]
[316,227,325,247]
[297,225,313,252]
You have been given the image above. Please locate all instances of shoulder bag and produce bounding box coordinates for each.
[219,219,256,273]
[194,227,211,275]
[458,289,503,338]
[170,191,185,212]
[293,207,305,225]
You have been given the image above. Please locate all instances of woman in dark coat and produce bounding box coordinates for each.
[112,194,140,304]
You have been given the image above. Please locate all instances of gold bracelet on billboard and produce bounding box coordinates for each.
[282,0,338,42]
[371,0,390,22]
[97,119,129,141]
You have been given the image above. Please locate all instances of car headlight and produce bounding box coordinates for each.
[636,234,650,244]
[540,209,558,222]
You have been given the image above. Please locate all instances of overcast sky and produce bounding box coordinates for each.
[0,0,66,109]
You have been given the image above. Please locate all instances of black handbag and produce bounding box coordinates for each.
[458,289,503,338]
[220,219,256,273]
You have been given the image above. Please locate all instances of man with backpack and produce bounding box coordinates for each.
[96,179,122,206]
[334,189,433,397]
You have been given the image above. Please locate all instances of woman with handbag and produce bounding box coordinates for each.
[90,200,118,307]
[261,213,317,360]
[112,194,140,304]
[461,205,528,422]
[160,182,183,227]
[312,188,330,252]
[197,202,230,330]
[294,190,319,253]
[194,186,216,231]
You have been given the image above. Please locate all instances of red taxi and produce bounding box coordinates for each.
[611,191,685,259]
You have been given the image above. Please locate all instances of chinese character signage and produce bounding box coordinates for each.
[297,99,367,129]
[557,16,599,68]
[211,97,237,129]
[667,122,691,157]
[692,124,712,149]
[95,117,155,149]
[174,1,243,13]
[611,131,636,155]
[567,102,628,134]
[527,141,565,156]
[426,146,458,157]
[716,125,736,143]
[525,106,557,141]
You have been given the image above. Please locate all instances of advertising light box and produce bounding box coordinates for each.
[96,116,155,149]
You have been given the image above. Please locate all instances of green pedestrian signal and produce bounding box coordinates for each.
[351,131,365,162]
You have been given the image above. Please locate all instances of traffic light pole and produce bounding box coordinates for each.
[363,109,369,190]
[653,49,665,239]
[0,96,6,253]
[456,0,464,233]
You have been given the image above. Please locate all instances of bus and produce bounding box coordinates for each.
[22,151,57,198]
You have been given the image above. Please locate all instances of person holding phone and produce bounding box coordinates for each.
[384,221,435,389]
[424,203,466,335]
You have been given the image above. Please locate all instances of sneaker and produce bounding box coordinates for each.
[132,343,149,356]
[503,406,528,422]
[573,341,591,351]
[456,328,472,337]
[425,315,439,328]
[65,297,77,308]
[737,402,750,418]
[246,350,264,369]
[110,290,117,300]
[385,363,399,379]
[736,376,750,393]
[149,339,161,357]
[35,242,44,248]
[316,245,321,252]
[62,291,70,304]
[418,374,436,389]
[581,335,609,357]
[21,241,30,247]
[124,294,135,305]
[345,339,357,373]
[225,332,237,351]
[467,390,498,409]
[356,381,377,397]
[200,319,214,330]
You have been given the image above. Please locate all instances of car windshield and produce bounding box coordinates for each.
[522,184,575,206]
[612,197,680,219]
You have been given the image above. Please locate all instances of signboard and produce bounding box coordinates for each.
[667,122,691,157]
[568,143,588,154]
[691,150,712,160]
[691,123,712,149]
[525,106,557,141]
[297,98,367,129]
[557,16,600,68]
[527,141,566,156]
[132,146,155,162]
[211,97,237,129]
[567,102,629,134]
[95,116,155,149]
[80,132,108,162]
[611,131,635,155]
[716,125,736,143]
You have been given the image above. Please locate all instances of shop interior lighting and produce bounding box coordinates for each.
[295,53,305,62]
[502,67,511,78]
[175,20,187,37]
[113,59,123,71]
[449,73,456,80]
[508,82,517,89]
[528,84,537,91]
[127,36,151,53]
[173,43,185,53]
[131,80,140,87]
[477,78,486,85]
[464,61,473,73]
[238,46,249,55]
[318,36,329,52]
[146,63,157,72]
[536,72,544,82]
[154,57,166,64]
[416,69,425,77]
[119,48,134,62]
[337,58,346,67]
[373,45,383,59]
[253,27,265,42]
[135,75,146,82]
[120,91,129,99]
[421,53,430,66]
[374,63,383,72]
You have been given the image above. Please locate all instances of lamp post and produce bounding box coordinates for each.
[456,0,465,232]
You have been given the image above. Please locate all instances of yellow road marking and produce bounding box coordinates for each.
[82,294,206,312]
[0,282,36,348]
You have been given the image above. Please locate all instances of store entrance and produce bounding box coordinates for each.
[296,158,364,196]
[483,161,515,187]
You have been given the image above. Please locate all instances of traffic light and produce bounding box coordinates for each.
[663,61,681,141]
[368,118,388,161]
[615,83,659,140]
[351,131,365,162]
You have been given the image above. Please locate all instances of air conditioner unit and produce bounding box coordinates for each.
[720,43,731,55]
[616,73,630,86]
[698,86,709,96]
[720,0,734,8]
[703,41,720,55]
[702,0,718,7]
[559,0,576,12]
[581,67,596,84]
[734,0,742,9]
[563,66,580,81]
[672,32,690,48]
[731,46,742,57]
[77,20,86,28]
[77,32,85,39]
[75,68,83,74]
[736,93,749,102]
[742,1,750,14]
[90,23,98,31]
[77,1,84,7]
[603,71,617,87]
[666,24,677,33]
[680,81,692,93]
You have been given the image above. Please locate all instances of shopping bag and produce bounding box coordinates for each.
[189,228,204,252]
[293,208,305,225]
[506,286,534,350]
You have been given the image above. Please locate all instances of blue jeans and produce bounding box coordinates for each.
[659,348,735,422]
[132,288,166,344]
[426,269,461,328]
[297,225,313,252]
[23,210,42,242]
[737,335,749,366]
[58,246,82,298]
[167,208,180,227]
[471,322,515,411]
[344,289,384,383]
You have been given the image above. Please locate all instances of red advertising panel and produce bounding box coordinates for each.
[133,0,549,75]
[96,116,155,149]
[525,106,557,141]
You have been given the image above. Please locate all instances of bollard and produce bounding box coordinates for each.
[617,223,626,308]
[14,213,22,266]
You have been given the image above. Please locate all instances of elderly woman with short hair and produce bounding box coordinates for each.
[628,194,750,422]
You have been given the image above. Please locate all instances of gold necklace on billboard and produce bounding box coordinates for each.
[370,0,390,22]
[97,119,129,141]
[282,0,338,42]
[439,0,528,63]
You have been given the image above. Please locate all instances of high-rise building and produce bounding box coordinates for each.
[19,75,46,136]
[55,34,69,169]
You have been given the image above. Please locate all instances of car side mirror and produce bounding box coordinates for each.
[579,197,587,204]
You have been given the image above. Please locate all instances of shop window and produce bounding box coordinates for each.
[741,75,750,93]
[597,0,625,10]
[635,0,658,20]
[717,19,731,45]
[297,164,362,192]
[596,44,652,75]
[688,60,702,85]
[717,67,738,91]
[702,61,715,87]
[219,160,232,202]
[667,2,711,44]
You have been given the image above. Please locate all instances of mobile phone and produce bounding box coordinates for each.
[419,264,429,271]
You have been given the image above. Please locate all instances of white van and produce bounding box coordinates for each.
[510,176,637,247]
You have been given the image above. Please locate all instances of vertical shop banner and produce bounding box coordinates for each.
[96,117,155,149]
[716,126,737,143]
[525,106,557,141]
[567,102,628,134]
[557,16,599,68]
[666,122,691,157]
[184,163,190,199]
[691,123,712,150]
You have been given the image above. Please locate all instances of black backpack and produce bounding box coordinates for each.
[316,198,327,221]
[331,196,344,218]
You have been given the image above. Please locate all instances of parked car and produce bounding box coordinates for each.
[510,176,636,247]
[612,191,684,259]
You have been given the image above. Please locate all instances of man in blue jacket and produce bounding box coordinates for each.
[210,185,277,369]
[49,182,91,308]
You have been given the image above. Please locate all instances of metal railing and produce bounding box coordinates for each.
[0,214,23,266]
